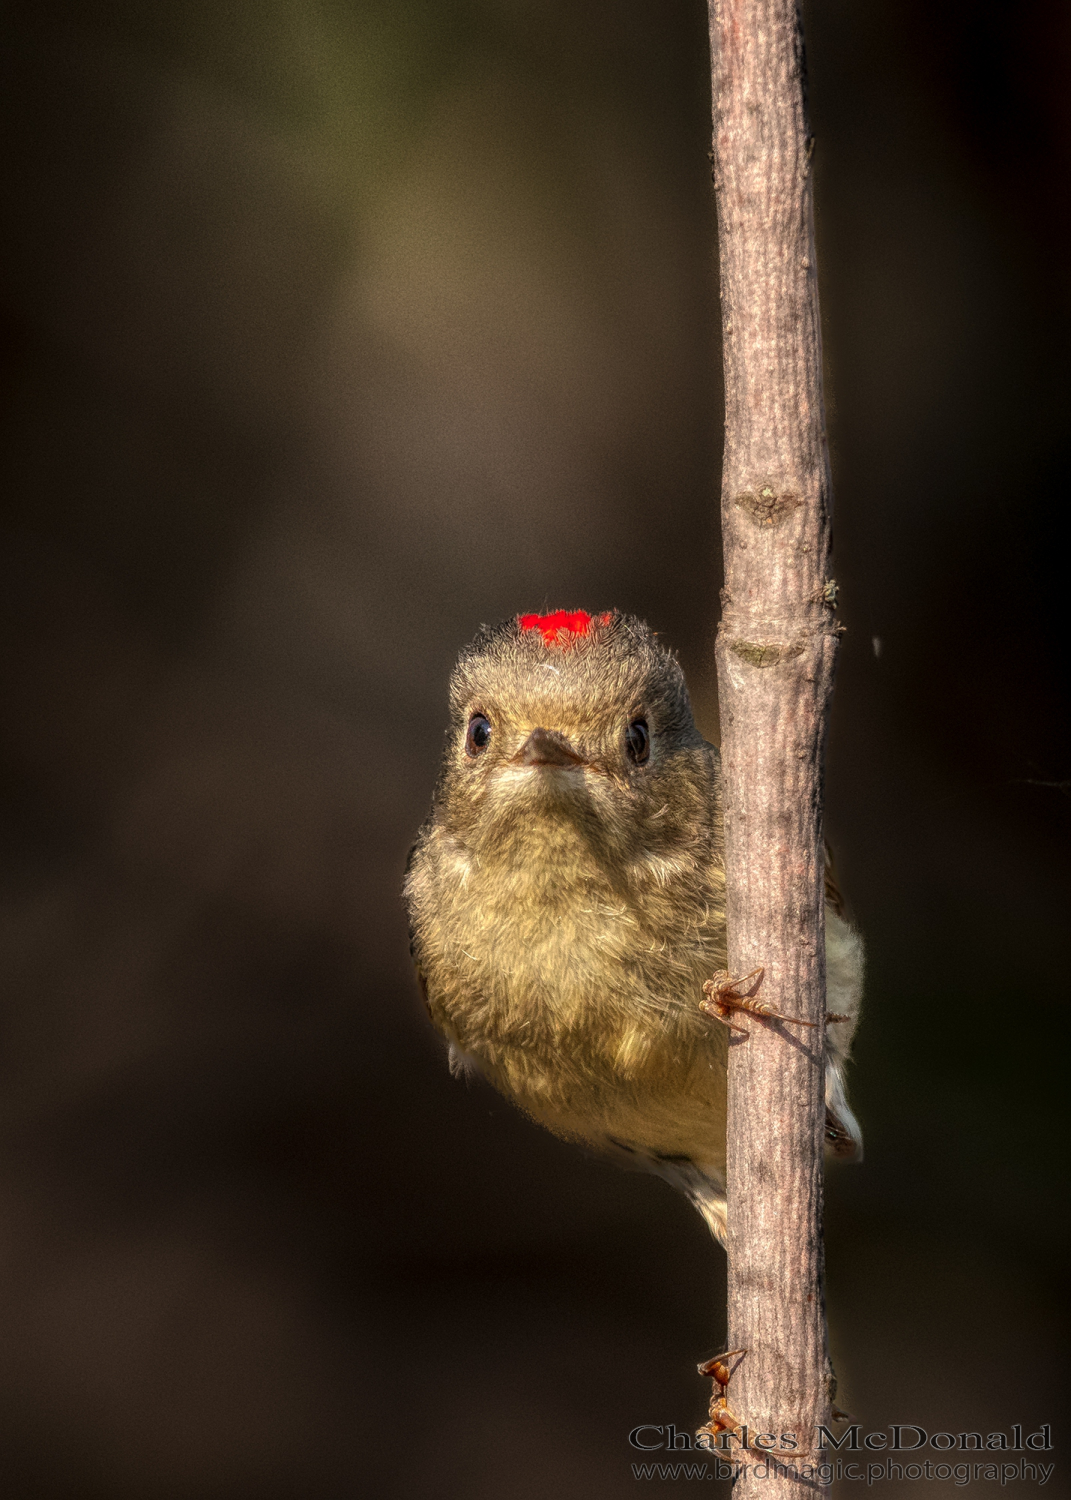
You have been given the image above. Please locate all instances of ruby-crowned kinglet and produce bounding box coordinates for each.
[405,609,862,1241]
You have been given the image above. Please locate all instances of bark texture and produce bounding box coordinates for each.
[708,0,838,1491]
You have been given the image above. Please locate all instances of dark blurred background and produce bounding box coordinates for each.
[0,1,1068,1496]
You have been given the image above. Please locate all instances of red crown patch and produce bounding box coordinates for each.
[518,609,612,647]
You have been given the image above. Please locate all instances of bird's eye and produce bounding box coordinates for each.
[626,718,650,765]
[466,714,492,755]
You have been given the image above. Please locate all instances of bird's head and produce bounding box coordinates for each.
[431,610,715,868]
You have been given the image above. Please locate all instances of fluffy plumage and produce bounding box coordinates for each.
[404,610,863,1242]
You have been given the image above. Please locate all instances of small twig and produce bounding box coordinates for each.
[707,0,838,1492]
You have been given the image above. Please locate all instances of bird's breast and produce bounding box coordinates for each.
[411,825,728,1162]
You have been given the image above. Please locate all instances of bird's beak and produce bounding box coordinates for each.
[514,727,586,768]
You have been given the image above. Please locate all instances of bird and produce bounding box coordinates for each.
[404,608,863,1242]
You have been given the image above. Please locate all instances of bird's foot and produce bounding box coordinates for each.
[697,1348,746,1386]
[699,968,764,1033]
[699,1397,745,1442]
[700,968,847,1030]
[697,1349,750,1449]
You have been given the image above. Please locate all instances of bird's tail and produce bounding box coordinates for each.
[651,1159,728,1246]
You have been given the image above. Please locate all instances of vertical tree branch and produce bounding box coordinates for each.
[707,0,837,1492]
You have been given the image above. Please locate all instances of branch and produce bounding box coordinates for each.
[707,0,838,1490]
